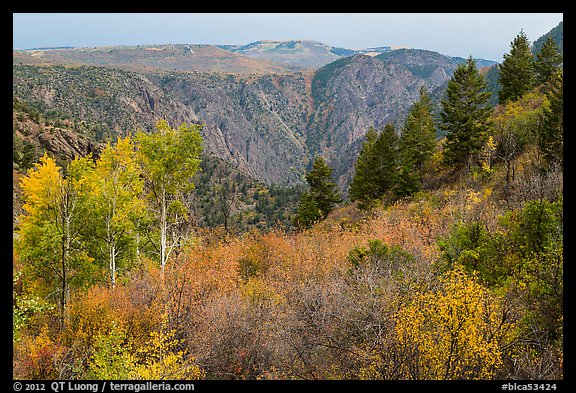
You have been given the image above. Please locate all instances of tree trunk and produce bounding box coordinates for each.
[160,190,167,279]
[60,235,67,329]
[60,211,71,330]
[110,242,116,289]
[505,158,512,198]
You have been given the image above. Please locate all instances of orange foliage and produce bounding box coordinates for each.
[13,183,525,380]
[14,327,65,379]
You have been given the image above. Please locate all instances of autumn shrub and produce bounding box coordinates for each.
[87,321,136,379]
[240,276,285,307]
[497,198,563,344]
[437,220,509,287]
[13,158,562,381]
[279,276,355,379]
[186,292,282,379]
[508,161,563,208]
[58,274,165,378]
[277,239,422,379]
[87,314,205,380]
[237,231,272,280]
[348,239,414,273]
[392,265,517,379]
[13,270,54,341]
[503,340,563,380]
[438,198,562,343]
[129,314,205,380]
[13,327,65,379]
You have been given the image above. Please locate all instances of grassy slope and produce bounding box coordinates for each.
[13,45,295,75]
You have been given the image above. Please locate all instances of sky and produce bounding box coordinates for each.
[13,13,563,62]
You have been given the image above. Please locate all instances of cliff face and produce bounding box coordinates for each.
[307,51,459,188]
[12,49,459,190]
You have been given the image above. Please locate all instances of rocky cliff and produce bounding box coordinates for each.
[13,48,465,191]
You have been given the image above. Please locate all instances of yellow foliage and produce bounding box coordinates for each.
[394,265,516,379]
[129,314,205,380]
[240,276,285,307]
[19,153,62,219]
[14,326,65,379]
[479,135,497,175]
[88,322,137,380]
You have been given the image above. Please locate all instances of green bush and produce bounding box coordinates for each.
[348,239,414,272]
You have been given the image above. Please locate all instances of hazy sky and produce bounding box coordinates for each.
[13,13,563,62]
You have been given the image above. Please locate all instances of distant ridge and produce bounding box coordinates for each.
[13,44,477,190]
[13,44,294,75]
[532,21,563,54]
[14,40,498,74]
[20,46,75,51]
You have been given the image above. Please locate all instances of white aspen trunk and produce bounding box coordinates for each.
[110,242,116,289]
[160,190,167,278]
[61,208,71,328]
[135,232,140,262]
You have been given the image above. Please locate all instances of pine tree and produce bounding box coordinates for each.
[398,87,437,196]
[349,124,399,209]
[348,127,380,206]
[440,57,492,170]
[372,123,400,195]
[534,36,562,85]
[539,70,563,168]
[498,30,536,104]
[293,156,342,229]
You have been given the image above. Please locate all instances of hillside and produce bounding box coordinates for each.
[532,21,563,54]
[308,50,464,189]
[13,44,295,75]
[12,24,564,383]
[12,99,304,232]
[222,40,353,69]
[13,48,463,191]
[15,40,497,74]
[223,40,497,71]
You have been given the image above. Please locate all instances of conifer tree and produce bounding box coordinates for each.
[372,123,400,195]
[498,30,536,104]
[293,156,342,229]
[349,127,380,207]
[349,124,399,209]
[539,70,563,168]
[440,57,492,170]
[534,36,562,85]
[398,87,437,196]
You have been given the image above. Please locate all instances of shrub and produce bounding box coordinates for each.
[14,327,65,379]
[393,265,517,379]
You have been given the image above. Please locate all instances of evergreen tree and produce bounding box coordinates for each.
[372,123,400,195]
[398,87,437,196]
[498,30,536,104]
[349,124,399,209]
[534,36,562,85]
[348,127,380,207]
[440,57,492,170]
[539,70,563,168]
[293,156,342,229]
